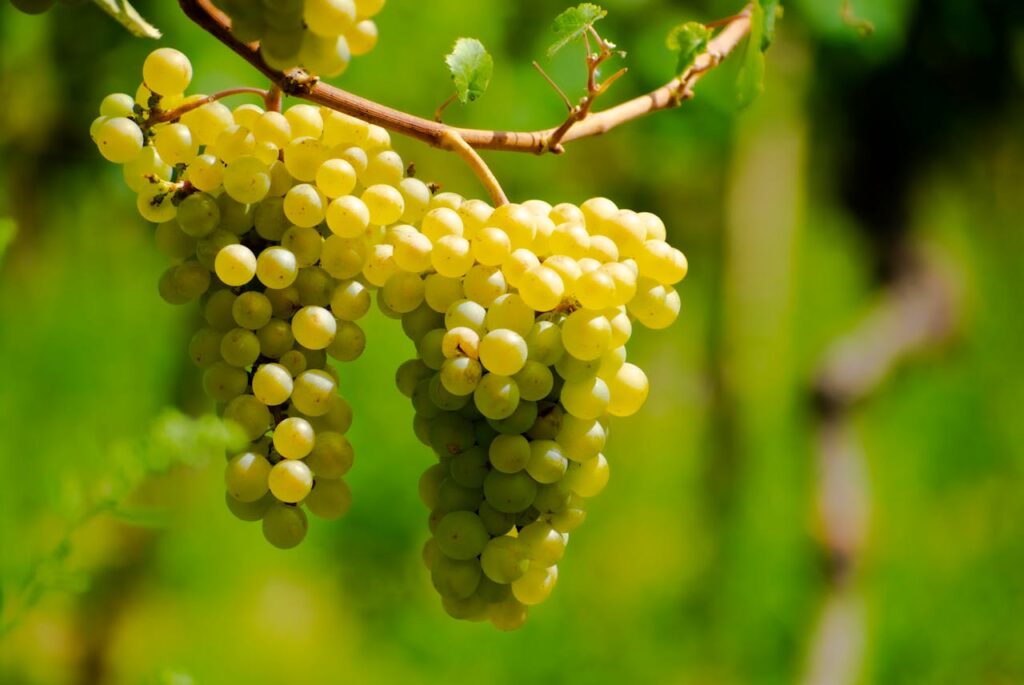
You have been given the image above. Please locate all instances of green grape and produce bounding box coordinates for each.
[188,327,223,367]
[175,192,220,238]
[143,47,192,96]
[254,197,290,241]
[485,294,534,337]
[513,361,553,402]
[441,327,479,359]
[269,459,314,503]
[256,319,295,359]
[282,226,324,268]
[11,0,56,15]
[415,328,446,371]
[565,453,609,497]
[316,158,358,198]
[262,503,308,549]
[526,319,564,366]
[326,320,366,361]
[431,555,482,600]
[418,463,446,509]
[123,146,172,193]
[554,352,599,383]
[559,376,610,420]
[511,564,558,606]
[203,289,237,330]
[153,122,197,165]
[434,511,489,561]
[225,452,272,502]
[472,226,511,266]
[285,105,324,138]
[525,439,567,484]
[226,491,274,522]
[556,414,605,462]
[487,400,537,435]
[381,271,425,313]
[424,274,465,313]
[284,183,327,228]
[473,373,520,420]
[213,244,256,287]
[94,117,144,163]
[478,329,528,376]
[284,136,328,182]
[211,125,256,164]
[398,177,431,224]
[363,243,398,287]
[518,265,564,312]
[256,246,299,288]
[439,356,482,396]
[392,229,433,274]
[428,412,475,457]
[273,416,316,460]
[361,184,404,226]
[435,478,483,513]
[478,501,516,536]
[575,267,618,310]
[483,470,537,514]
[294,266,335,307]
[449,447,489,488]
[253,110,292,147]
[561,309,612,361]
[480,535,528,584]
[518,521,566,565]
[223,394,272,441]
[627,277,681,329]
[231,291,272,330]
[305,478,352,520]
[291,369,337,417]
[326,195,370,238]
[330,279,371,321]
[306,432,354,478]
[463,264,507,307]
[395,359,432,398]
[252,363,294,406]
[401,303,444,342]
[527,403,563,440]
[219,327,261,367]
[429,374,470,411]
[605,362,649,417]
[444,299,487,335]
[311,395,353,434]
[488,434,530,473]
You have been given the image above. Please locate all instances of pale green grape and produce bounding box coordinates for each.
[220,327,261,367]
[518,265,564,312]
[262,502,308,549]
[424,274,465,313]
[392,229,433,274]
[273,416,316,460]
[488,434,530,473]
[440,356,482,396]
[95,117,143,163]
[463,264,507,307]
[416,328,447,370]
[627,278,681,329]
[154,221,197,261]
[513,361,554,402]
[153,122,197,165]
[525,439,567,484]
[473,373,520,420]
[361,184,404,226]
[257,319,296,358]
[284,183,327,228]
[252,363,294,406]
[253,111,292,147]
[526,319,564,366]
[480,535,528,584]
[398,177,431,224]
[224,394,272,441]
[431,554,482,600]
[225,491,274,522]
[176,192,221,238]
[326,195,370,238]
[449,446,489,488]
[305,478,352,520]
[232,291,273,330]
[483,470,537,513]
[326,320,366,361]
[565,453,609,497]
[186,153,225,193]
[291,369,337,417]
[204,290,237,330]
[381,271,425,314]
[605,362,649,417]
[213,244,256,287]
[143,47,192,95]
[441,327,480,360]
[330,279,371,320]
[306,432,354,478]
[284,136,328,182]
[511,564,558,605]
[434,511,489,560]
[363,149,404,186]
[225,451,272,502]
[316,158,357,198]
[189,327,223,367]
[396,359,432,398]
[123,146,173,193]
[478,329,528,376]
[556,414,606,462]
[561,309,612,361]
[256,247,299,289]
[444,299,487,335]
[347,19,379,56]
[362,243,398,287]
[559,376,609,420]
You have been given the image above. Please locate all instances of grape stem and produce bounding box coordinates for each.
[143,86,271,127]
[438,129,509,206]
[176,0,751,201]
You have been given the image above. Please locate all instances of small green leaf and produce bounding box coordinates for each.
[760,0,782,50]
[90,0,161,39]
[548,3,607,57]
[736,2,766,107]
[666,21,711,75]
[445,38,493,104]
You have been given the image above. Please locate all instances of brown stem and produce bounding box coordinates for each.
[178,0,751,154]
[266,84,283,112]
[532,61,573,111]
[143,86,270,127]
[439,130,509,206]
[434,93,457,123]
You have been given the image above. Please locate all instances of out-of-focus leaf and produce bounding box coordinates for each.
[0,218,15,260]
[548,3,607,57]
[110,506,169,528]
[90,0,161,39]
[761,0,782,50]
[445,38,493,104]
[736,2,766,107]
[667,21,711,74]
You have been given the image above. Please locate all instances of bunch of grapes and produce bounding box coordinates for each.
[214,0,384,78]
[389,199,684,629]
[90,46,440,548]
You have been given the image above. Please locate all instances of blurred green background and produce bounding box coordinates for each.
[2,0,1023,683]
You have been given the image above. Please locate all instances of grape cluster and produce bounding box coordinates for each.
[214,0,384,78]
[391,200,685,628]
[90,47,438,548]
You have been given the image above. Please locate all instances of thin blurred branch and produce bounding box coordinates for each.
[143,86,270,127]
[801,250,959,685]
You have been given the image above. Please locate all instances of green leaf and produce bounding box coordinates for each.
[736,2,766,107]
[90,0,161,39]
[548,3,607,58]
[666,21,711,75]
[760,0,782,50]
[445,38,493,104]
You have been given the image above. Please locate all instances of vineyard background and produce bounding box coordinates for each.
[2,0,1023,683]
